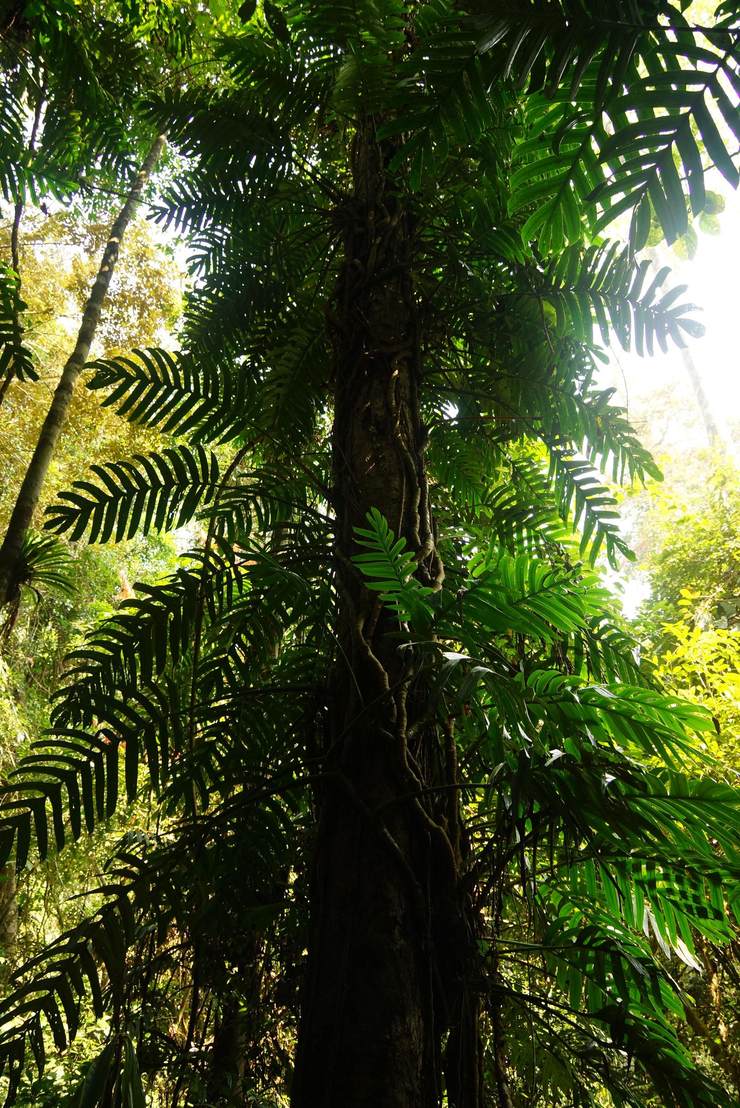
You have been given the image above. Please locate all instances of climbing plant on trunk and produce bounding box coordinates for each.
[293,126,470,1104]
[0,2,738,1106]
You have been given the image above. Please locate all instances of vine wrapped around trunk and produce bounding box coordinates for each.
[293,123,482,1108]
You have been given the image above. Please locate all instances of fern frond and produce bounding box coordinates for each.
[455,545,606,643]
[497,453,631,568]
[509,21,740,249]
[550,454,633,568]
[53,543,246,727]
[509,80,612,252]
[570,616,650,686]
[597,39,740,243]
[533,242,705,354]
[0,787,301,1100]
[552,386,662,485]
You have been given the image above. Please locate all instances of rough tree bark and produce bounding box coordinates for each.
[0,133,165,609]
[0,863,17,983]
[292,124,482,1108]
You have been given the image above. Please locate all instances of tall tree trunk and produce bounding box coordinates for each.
[206,937,264,1106]
[0,134,165,608]
[207,995,249,1105]
[647,247,720,447]
[679,345,720,447]
[293,125,481,1108]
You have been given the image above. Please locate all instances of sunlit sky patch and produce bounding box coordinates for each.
[596,185,739,617]
[602,186,740,455]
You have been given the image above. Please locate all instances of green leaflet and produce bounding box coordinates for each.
[0,267,37,386]
[351,508,435,624]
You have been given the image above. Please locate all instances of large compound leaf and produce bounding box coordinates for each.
[44,445,221,543]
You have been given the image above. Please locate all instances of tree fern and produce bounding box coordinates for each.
[0,2,739,1105]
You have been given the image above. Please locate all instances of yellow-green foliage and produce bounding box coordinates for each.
[0,212,182,535]
[634,452,740,771]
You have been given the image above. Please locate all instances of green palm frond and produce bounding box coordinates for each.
[482,474,575,553]
[53,543,246,726]
[44,445,221,543]
[571,616,649,685]
[508,17,739,250]
[0,706,161,871]
[454,544,606,642]
[467,0,658,97]
[0,541,310,867]
[87,315,329,452]
[0,790,300,1101]
[0,842,179,1098]
[0,1,190,207]
[553,386,662,484]
[493,452,632,568]
[0,525,325,855]
[13,534,74,600]
[1,532,75,639]
[550,454,633,568]
[86,348,257,443]
[524,668,714,765]
[518,894,731,1107]
[530,242,705,353]
[596,38,740,242]
[0,83,27,203]
[0,267,36,386]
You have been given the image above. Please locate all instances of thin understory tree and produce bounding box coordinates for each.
[0,134,165,609]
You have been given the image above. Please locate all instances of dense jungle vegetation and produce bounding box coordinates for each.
[0,0,739,1104]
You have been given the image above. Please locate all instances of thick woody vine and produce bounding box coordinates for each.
[295,120,485,1106]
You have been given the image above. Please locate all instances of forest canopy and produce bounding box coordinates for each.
[0,1,739,1105]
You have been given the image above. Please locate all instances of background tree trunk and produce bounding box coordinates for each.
[292,125,480,1108]
[0,863,17,983]
[647,246,720,447]
[0,134,165,608]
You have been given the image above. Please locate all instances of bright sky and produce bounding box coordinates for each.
[597,186,740,615]
[601,185,740,454]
